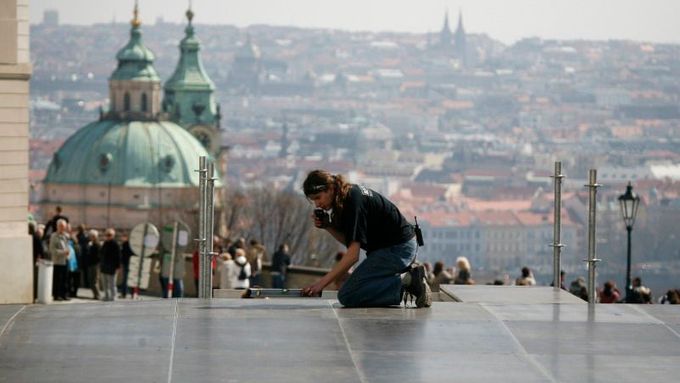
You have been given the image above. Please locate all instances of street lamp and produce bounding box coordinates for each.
[618,182,640,302]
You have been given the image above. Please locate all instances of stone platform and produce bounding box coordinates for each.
[1,286,679,382]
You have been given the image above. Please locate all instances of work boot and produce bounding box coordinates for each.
[403,263,432,308]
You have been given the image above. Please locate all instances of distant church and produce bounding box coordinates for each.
[433,9,469,67]
[226,34,262,94]
[163,7,222,156]
[41,4,221,230]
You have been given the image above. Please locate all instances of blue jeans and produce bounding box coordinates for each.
[271,274,285,288]
[160,277,184,298]
[338,238,417,307]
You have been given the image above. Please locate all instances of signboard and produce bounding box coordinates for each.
[130,222,160,257]
[160,222,191,252]
[128,222,159,295]
[160,222,191,297]
[127,256,153,289]
[160,251,186,279]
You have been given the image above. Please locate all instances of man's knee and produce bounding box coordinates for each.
[337,286,357,307]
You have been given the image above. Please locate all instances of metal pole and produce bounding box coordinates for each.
[204,161,216,299]
[167,221,179,299]
[134,223,149,299]
[196,156,207,298]
[106,181,112,228]
[584,169,601,305]
[551,161,565,291]
[625,226,632,302]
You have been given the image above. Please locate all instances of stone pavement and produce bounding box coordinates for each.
[1,286,679,382]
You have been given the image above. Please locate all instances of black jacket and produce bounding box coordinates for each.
[99,240,121,275]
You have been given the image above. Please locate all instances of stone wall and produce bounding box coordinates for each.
[140,258,329,297]
[0,0,32,303]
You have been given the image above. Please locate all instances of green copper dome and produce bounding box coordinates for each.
[45,120,216,187]
[110,20,160,82]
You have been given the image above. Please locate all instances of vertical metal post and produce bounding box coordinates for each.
[625,227,633,301]
[132,223,149,300]
[106,181,112,228]
[204,161,216,299]
[167,221,179,299]
[196,156,207,298]
[550,161,565,291]
[584,169,601,305]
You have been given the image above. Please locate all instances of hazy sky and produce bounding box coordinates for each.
[30,0,680,45]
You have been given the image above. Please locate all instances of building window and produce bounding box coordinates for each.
[124,92,131,111]
[141,93,148,112]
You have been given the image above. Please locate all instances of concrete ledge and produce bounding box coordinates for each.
[440,284,586,304]
[0,235,32,303]
[0,63,31,80]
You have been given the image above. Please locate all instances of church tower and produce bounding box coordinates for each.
[163,6,221,156]
[227,33,261,93]
[43,2,218,230]
[108,1,162,121]
[454,9,468,67]
[439,10,452,48]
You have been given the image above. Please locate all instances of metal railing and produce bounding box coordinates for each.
[550,161,565,291]
[196,156,216,299]
[584,169,601,305]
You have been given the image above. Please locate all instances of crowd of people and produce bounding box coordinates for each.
[419,259,679,305]
[30,205,679,306]
[201,236,291,292]
[30,207,132,302]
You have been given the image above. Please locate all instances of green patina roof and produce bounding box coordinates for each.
[110,23,160,82]
[163,10,219,129]
[45,120,218,187]
[164,13,214,92]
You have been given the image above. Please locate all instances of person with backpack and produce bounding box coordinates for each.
[300,169,430,308]
[230,248,251,289]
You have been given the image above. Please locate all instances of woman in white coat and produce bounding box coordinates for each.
[218,252,235,289]
[230,248,251,289]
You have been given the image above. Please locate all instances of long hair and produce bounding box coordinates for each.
[456,256,471,272]
[303,169,352,217]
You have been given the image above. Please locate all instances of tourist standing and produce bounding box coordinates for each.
[99,228,121,301]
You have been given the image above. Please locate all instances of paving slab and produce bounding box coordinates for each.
[1,291,679,382]
[441,285,586,304]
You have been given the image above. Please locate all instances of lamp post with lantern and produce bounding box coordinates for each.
[618,182,640,302]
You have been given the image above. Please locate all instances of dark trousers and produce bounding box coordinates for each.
[160,277,184,298]
[87,265,100,299]
[82,266,90,288]
[118,266,129,298]
[68,271,81,297]
[53,265,68,299]
[272,274,285,289]
[249,274,262,288]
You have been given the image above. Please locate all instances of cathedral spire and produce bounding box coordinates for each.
[109,1,161,120]
[454,8,468,67]
[163,5,220,155]
[440,9,452,47]
[131,0,141,28]
[186,0,194,35]
[455,8,465,34]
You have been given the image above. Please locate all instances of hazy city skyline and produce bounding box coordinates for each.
[31,0,680,45]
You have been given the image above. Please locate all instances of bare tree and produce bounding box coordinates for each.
[221,186,341,266]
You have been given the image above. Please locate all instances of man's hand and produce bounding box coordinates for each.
[301,280,324,297]
[311,211,323,228]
